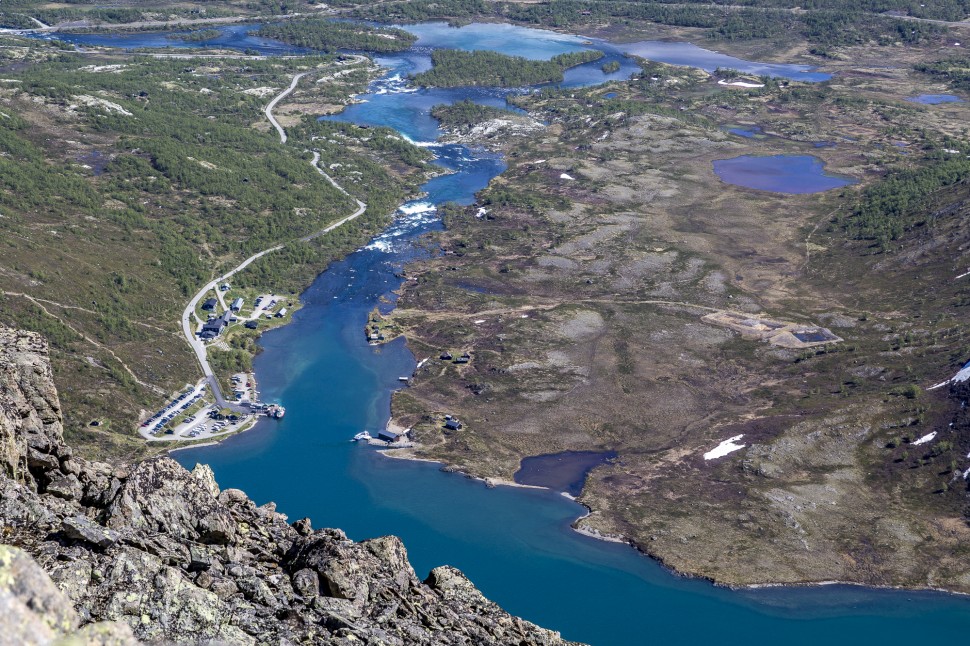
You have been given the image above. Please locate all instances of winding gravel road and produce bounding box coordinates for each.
[180,69,368,411]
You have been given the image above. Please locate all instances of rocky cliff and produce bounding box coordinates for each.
[0,329,578,645]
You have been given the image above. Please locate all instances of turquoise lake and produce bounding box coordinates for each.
[44,19,970,644]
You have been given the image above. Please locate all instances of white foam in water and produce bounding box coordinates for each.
[398,201,437,216]
[365,239,394,252]
[400,133,439,148]
[373,73,419,95]
[364,202,439,252]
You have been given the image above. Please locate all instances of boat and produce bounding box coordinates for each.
[265,404,285,419]
[352,431,372,442]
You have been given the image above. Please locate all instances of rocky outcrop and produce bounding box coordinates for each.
[0,329,579,645]
[438,116,545,146]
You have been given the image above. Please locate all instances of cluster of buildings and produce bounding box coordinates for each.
[200,311,232,340]
[197,290,289,342]
[199,289,241,341]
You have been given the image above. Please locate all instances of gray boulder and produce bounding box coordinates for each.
[62,515,120,549]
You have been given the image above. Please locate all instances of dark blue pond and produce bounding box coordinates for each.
[906,94,965,105]
[714,154,855,194]
[514,450,618,497]
[49,18,970,646]
[729,126,763,138]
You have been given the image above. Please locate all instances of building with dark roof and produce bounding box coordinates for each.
[201,298,218,311]
[200,311,231,340]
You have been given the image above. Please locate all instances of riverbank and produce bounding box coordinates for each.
[368,23,970,595]
[15,17,970,642]
[152,20,970,643]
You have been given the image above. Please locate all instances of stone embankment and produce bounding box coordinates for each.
[0,328,579,645]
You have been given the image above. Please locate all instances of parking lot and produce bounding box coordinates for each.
[139,380,258,442]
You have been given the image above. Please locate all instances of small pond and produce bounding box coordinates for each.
[713,154,855,194]
[906,94,964,105]
[728,126,763,138]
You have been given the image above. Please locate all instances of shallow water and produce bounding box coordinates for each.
[617,40,831,81]
[32,23,302,53]
[906,93,965,105]
[713,154,855,194]
[514,450,618,496]
[50,18,970,645]
[728,126,763,138]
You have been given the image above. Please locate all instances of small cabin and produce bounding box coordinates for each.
[378,428,408,443]
[444,417,462,431]
[230,297,244,311]
[245,320,259,330]
[439,351,453,360]
[454,353,471,364]
[201,298,217,311]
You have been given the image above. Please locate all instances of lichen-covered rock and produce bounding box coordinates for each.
[0,331,63,486]
[0,330,581,646]
[62,515,120,549]
[46,473,83,501]
[190,463,219,499]
[106,457,236,545]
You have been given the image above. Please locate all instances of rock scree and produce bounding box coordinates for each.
[0,328,580,645]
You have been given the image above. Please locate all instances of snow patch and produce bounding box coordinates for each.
[928,361,970,389]
[703,434,746,460]
[560,173,575,180]
[911,431,937,446]
[718,79,765,88]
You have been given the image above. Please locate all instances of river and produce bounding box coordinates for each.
[46,21,970,644]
